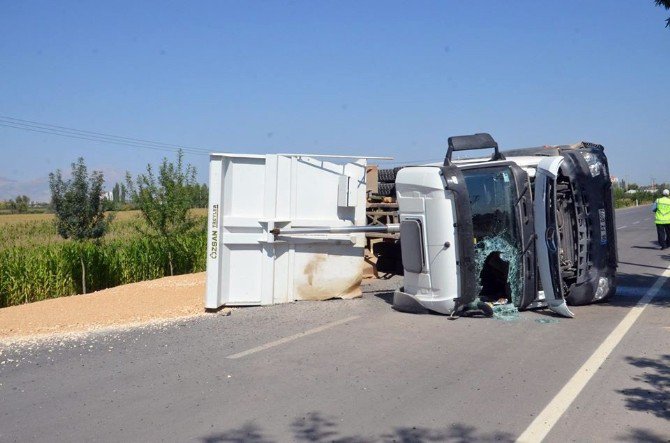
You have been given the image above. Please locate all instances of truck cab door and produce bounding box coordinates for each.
[508,164,537,309]
[534,156,575,318]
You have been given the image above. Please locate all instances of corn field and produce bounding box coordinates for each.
[0,211,207,308]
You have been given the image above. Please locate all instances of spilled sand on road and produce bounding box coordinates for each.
[0,272,220,345]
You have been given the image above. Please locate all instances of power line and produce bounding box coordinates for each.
[0,115,451,165]
[0,116,213,156]
[0,116,211,152]
[0,122,208,156]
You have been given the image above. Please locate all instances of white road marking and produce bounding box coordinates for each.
[516,266,670,442]
[617,226,627,230]
[633,221,640,225]
[226,315,360,359]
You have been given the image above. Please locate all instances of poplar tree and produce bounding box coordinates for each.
[49,158,112,294]
[126,149,198,276]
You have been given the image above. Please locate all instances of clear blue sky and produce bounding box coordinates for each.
[1,0,668,201]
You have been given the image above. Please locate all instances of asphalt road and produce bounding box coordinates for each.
[1,205,668,443]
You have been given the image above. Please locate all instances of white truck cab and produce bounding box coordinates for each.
[386,134,617,318]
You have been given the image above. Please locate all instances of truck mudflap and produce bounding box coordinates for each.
[535,156,575,318]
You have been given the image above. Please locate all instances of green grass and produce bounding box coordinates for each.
[0,212,207,308]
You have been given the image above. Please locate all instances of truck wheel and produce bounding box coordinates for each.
[377,182,396,197]
[378,168,397,183]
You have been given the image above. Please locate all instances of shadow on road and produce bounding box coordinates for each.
[617,261,670,271]
[614,354,670,442]
[614,270,662,291]
[373,291,394,305]
[615,428,670,443]
[630,245,661,251]
[200,412,515,442]
[373,269,670,313]
[604,271,670,310]
[201,423,271,443]
[616,354,670,421]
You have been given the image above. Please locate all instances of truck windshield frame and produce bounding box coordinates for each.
[461,164,523,305]
[462,165,520,244]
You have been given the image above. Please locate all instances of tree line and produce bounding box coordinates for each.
[0,195,31,214]
[0,158,208,215]
[612,181,670,208]
[106,181,208,210]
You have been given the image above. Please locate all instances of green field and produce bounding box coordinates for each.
[0,209,208,308]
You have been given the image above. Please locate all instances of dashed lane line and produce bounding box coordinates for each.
[226,316,360,359]
[617,226,627,230]
[516,266,670,442]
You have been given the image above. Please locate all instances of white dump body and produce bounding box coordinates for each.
[394,167,460,314]
[205,153,368,309]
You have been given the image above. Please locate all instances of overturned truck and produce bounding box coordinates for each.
[376,133,617,318]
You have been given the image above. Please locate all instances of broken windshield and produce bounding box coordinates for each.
[462,166,523,306]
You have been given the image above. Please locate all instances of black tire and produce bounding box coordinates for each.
[377,182,396,197]
[393,166,404,175]
[378,168,396,183]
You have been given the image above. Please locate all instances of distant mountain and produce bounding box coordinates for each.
[0,175,50,202]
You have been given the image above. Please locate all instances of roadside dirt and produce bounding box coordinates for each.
[0,272,215,345]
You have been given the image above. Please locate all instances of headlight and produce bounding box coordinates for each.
[594,276,609,300]
[580,151,603,177]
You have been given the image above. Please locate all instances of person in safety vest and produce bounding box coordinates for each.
[652,189,670,249]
